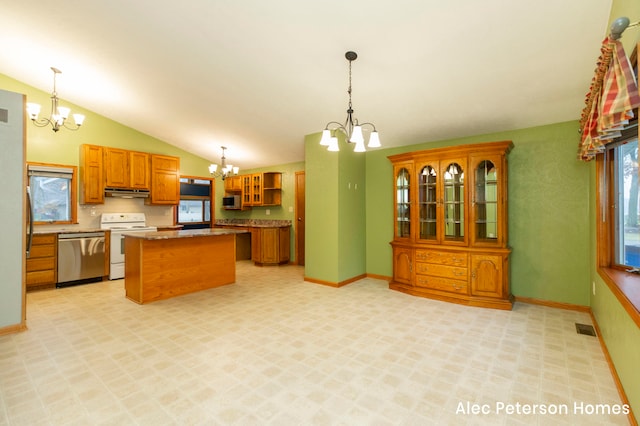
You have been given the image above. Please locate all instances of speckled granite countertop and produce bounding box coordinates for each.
[214,219,291,228]
[123,228,249,240]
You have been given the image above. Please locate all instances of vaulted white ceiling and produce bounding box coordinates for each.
[0,0,614,169]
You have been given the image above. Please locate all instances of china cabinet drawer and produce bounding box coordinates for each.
[415,262,467,279]
[415,250,467,266]
[416,275,467,294]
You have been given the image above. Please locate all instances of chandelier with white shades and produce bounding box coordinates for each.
[26,67,85,132]
[319,51,381,152]
[209,146,239,180]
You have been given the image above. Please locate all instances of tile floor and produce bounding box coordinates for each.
[0,261,631,425]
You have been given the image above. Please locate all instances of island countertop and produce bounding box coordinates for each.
[123,228,249,240]
[214,219,291,228]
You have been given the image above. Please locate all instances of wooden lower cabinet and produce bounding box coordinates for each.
[392,247,413,285]
[470,253,506,299]
[26,233,57,291]
[251,227,290,266]
[390,243,512,310]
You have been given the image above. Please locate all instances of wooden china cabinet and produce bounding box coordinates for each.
[388,141,513,310]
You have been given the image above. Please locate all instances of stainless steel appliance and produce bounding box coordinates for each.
[57,232,106,287]
[222,195,241,209]
[100,213,157,279]
[0,88,26,330]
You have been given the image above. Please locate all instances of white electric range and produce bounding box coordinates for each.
[100,213,157,279]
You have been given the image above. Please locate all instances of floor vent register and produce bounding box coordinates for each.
[575,323,597,337]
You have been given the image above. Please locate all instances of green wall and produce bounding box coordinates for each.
[0,73,211,175]
[304,133,366,283]
[365,121,591,305]
[589,0,640,420]
[305,133,340,282]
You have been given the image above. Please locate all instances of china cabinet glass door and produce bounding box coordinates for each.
[471,155,503,245]
[418,164,437,241]
[395,166,411,239]
[443,161,466,243]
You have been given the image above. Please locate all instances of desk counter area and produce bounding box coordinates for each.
[124,229,249,304]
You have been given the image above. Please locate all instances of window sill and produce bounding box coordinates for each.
[598,267,640,328]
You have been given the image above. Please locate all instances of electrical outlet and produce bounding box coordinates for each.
[266,209,270,215]
[592,281,596,296]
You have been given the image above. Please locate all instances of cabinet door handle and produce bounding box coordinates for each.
[471,270,477,279]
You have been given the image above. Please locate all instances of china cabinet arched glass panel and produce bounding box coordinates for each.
[443,162,464,241]
[474,160,498,242]
[396,167,411,238]
[418,165,437,240]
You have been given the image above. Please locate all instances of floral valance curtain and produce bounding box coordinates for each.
[578,37,640,161]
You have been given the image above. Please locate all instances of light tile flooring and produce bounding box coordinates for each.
[0,261,630,425]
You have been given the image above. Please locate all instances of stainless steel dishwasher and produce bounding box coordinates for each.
[57,232,106,287]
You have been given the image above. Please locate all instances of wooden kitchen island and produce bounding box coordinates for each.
[123,228,248,304]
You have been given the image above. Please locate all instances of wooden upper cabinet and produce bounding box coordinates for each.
[80,144,104,204]
[251,173,262,205]
[129,151,150,189]
[148,154,180,205]
[104,148,149,189]
[224,175,242,192]
[104,148,128,188]
[242,175,252,206]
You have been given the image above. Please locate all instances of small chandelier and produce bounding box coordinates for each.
[209,146,239,180]
[26,67,85,132]
[319,51,381,152]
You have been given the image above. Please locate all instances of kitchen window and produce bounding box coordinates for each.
[176,177,213,228]
[27,163,77,224]
[596,119,640,326]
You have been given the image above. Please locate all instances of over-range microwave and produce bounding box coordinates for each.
[222,195,241,209]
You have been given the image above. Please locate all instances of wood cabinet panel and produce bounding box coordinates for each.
[250,227,290,265]
[261,228,278,264]
[392,247,413,285]
[148,154,180,205]
[129,151,150,189]
[388,141,513,310]
[26,233,57,290]
[415,263,467,280]
[416,250,467,266]
[104,148,150,189]
[104,148,129,187]
[80,144,104,204]
[415,275,467,294]
[224,176,242,192]
[471,254,504,298]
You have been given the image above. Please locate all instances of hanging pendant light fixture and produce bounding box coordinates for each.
[26,67,85,132]
[209,146,239,180]
[319,51,381,152]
